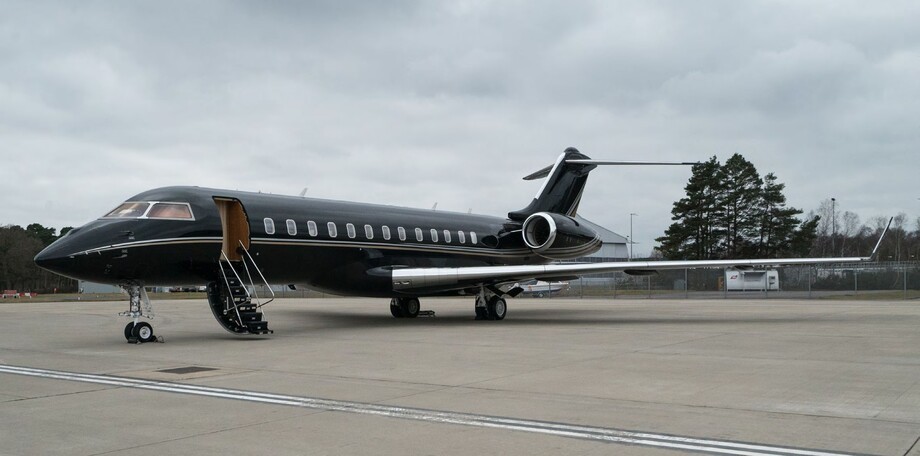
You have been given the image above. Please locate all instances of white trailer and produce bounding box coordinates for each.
[724,269,779,291]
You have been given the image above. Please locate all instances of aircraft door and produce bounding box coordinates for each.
[214,198,250,261]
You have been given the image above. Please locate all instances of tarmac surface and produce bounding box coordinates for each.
[1,296,919,455]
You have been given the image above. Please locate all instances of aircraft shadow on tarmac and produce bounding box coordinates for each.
[263,307,844,334]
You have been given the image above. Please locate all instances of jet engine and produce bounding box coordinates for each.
[521,212,602,259]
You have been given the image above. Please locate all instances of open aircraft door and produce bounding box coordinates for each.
[213,198,250,261]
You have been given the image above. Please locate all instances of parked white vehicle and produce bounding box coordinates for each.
[514,279,569,297]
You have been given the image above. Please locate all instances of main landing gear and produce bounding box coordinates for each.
[389,289,508,321]
[390,297,421,318]
[474,289,507,321]
[120,284,158,343]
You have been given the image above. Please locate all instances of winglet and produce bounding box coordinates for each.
[864,217,893,261]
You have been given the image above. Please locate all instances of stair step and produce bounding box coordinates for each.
[239,311,262,322]
[246,321,269,332]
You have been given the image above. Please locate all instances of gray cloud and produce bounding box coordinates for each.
[2,1,918,254]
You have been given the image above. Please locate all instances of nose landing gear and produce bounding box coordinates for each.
[120,284,158,343]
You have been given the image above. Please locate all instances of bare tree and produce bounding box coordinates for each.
[839,211,860,256]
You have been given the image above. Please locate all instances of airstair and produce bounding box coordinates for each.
[207,241,274,335]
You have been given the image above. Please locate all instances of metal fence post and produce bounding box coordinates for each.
[905,262,909,300]
[854,268,858,296]
[685,268,689,299]
[808,267,812,299]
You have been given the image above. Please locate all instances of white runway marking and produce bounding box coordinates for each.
[0,364,869,456]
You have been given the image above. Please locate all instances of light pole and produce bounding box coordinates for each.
[830,198,836,256]
[629,213,637,261]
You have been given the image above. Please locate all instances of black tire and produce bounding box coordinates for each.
[132,321,156,343]
[390,298,404,318]
[401,298,420,318]
[487,297,507,321]
[124,322,135,341]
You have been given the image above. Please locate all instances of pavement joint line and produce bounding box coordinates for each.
[0,364,873,456]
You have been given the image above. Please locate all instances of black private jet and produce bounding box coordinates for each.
[35,148,883,343]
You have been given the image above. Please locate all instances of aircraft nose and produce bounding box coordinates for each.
[34,242,73,276]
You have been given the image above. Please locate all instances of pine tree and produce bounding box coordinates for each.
[719,154,762,259]
[757,173,803,257]
[656,154,816,260]
[656,157,724,260]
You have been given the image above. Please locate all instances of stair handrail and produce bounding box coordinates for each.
[219,250,248,325]
[238,240,275,308]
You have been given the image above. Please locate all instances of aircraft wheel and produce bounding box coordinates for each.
[401,298,420,318]
[124,322,135,341]
[132,321,156,343]
[390,298,404,318]
[487,297,507,321]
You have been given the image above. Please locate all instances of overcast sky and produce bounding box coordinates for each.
[2,1,918,255]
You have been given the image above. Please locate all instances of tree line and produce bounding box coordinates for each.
[655,154,918,262]
[0,224,76,293]
[808,200,919,262]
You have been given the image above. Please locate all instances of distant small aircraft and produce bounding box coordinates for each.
[34,147,888,343]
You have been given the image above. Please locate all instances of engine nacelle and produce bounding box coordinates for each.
[521,212,602,259]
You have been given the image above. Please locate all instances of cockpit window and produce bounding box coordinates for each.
[102,201,194,220]
[147,203,194,219]
[105,202,150,218]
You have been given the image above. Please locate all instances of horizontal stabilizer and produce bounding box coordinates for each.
[566,159,698,166]
[523,164,555,181]
[522,159,696,181]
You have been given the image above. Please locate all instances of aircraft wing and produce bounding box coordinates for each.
[394,217,892,293]
[391,256,866,292]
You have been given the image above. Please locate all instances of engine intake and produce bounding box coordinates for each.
[521,212,601,259]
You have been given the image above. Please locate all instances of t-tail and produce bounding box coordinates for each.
[509,147,696,221]
[508,147,596,221]
[507,147,695,261]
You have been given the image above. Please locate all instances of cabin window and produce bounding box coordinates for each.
[430,229,438,242]
[470,231,478,244]
[382,226,391,240]
[364,224,374,239]
[104,202,150,218]
[443,230,451,243]
[398,227,406,241]
[307,221,318,237]
[458,231,466,244]
[147,203,194,220]
[264,218,276,235]
[286,219,297,236]
[346,223,356,239]
[327,222,337,238]
[415,228,423,242]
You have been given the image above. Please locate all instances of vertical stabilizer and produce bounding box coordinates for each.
[508,147,596,221]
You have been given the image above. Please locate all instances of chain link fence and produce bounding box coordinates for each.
[533,261,920,300]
